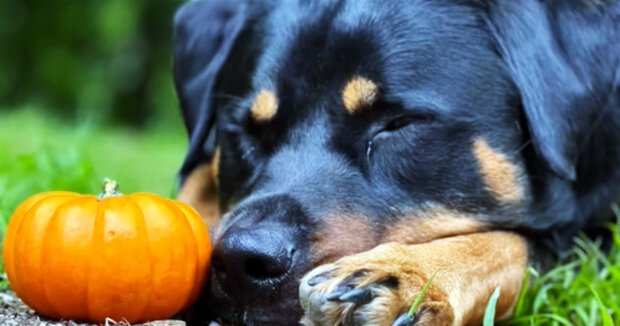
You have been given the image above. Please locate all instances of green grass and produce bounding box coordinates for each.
[484,286,502,326]
[0,109,619,325]
[503,211,620,326]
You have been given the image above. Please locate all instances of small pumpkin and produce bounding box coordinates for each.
[2,179,211,323]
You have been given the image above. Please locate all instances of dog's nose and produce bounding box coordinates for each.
[211,225,295,295]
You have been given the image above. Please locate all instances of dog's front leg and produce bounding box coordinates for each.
[299,231,527,326]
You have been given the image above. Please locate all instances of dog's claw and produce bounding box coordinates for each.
[337,288,374,304]
[307,272,330,286]
[325,287,350,301]
[392,314,417,326]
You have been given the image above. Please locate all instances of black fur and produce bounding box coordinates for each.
[173,0,620,325]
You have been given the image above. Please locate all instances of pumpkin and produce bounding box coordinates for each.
[2,179,211,323]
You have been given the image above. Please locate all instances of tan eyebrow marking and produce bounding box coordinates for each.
[473,137,524,202]
[251,89,279,122]
[342,76,379,114]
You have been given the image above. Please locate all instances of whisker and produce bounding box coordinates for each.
[513,138,532,155]
[213,92,247,102]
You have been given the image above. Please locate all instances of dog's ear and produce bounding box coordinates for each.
[486,0,618,181]
[173,0,247,185]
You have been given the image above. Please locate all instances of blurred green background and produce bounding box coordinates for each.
[0,0,189,198]
[0,0,186,127]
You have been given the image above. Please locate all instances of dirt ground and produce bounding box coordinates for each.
[0,290,186,326]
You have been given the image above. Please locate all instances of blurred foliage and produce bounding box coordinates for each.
[0,0,186,127]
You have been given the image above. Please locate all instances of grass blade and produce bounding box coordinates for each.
[586,283,614,326]
[407,270,440,317]
[502,314,572,326]
[483,286,501,326]
[514,267,532,316]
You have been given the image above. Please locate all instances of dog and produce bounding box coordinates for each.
[172,0,620,325]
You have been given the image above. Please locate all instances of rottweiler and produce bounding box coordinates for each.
[172,0,620,325]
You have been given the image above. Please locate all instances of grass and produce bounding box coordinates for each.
[0,108,619,325]
[504,212,620,326]
[485,287,502,326]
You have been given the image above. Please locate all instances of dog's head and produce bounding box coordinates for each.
[173,0,615,324]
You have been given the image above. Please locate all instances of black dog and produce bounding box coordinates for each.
[173,0,620,325]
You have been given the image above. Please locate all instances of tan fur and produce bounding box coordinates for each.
[177,149,221,228]
[251,89,279,122]
[342,77,379,113]
[437,232,527,325]
[310,214,377,266]
[473,138,524,203]
[300,232,528,326]
[383,205,484,244]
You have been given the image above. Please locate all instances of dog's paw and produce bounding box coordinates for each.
[299,243,454,326]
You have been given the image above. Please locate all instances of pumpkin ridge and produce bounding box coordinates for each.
[16,194,77,317]
[86,196,108,321]
[129,194,159,319]
[11,196,46,313]
[179,202,201,310]
[38,195,78,318]
[5,192,56,303]
[41,196,83,315]
[156,196,199,317]
[43,196,95,320]
[174,201,208,309]
[77,196,98,321]
[125,195,154,321]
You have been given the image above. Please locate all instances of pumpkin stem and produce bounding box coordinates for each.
[99,178,121,199]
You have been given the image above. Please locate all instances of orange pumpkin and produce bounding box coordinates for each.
[2,179,211,323]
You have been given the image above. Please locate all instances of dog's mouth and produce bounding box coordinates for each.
[186,256,307,326]
[212,306,302,326]
[200,293,303,326]
[189,298,304,326]
[204,273,305,326]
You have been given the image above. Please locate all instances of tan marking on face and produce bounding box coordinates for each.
[251,89,279,122]
[383,205,484,244]
[311,214,376,265]
[177,149,221,228]
[342,76,379,113]
[473,138,524,203]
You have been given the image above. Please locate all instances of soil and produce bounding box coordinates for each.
[0,290,186,326]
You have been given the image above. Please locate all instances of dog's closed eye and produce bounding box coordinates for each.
[378,113,435,134]
[366,113,436,158]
